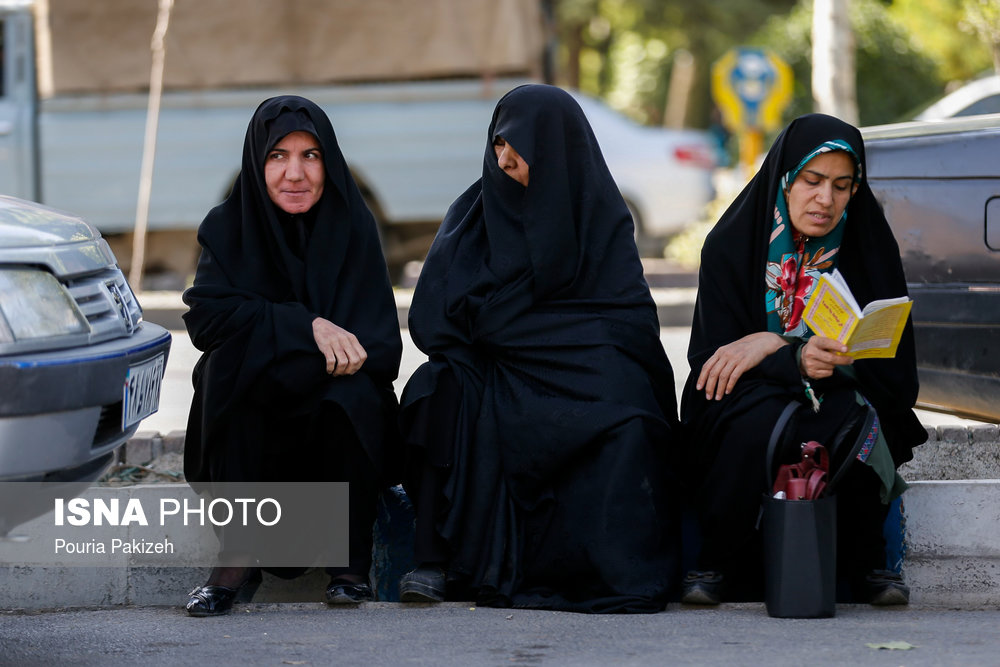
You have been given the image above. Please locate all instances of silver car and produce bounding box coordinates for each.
[915,74,1000,121]
[0,195,170,499]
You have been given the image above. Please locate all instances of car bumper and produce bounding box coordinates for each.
[622,167,715,238]
[0,323,172,482]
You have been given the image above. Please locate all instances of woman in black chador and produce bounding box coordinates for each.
[680,114,927,606]
[182,96,402,616]
[397,84,681,613]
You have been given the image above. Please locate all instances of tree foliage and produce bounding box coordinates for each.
[554,0,797,125]
[553,0,998,128]
[751,0,941,125]
[960,0,1000,73]
[889,0,994,83]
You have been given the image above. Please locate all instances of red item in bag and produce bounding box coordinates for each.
[772,441,829,500]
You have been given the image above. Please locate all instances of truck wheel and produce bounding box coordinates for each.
[626,199,653,257]
[356,182,405,284]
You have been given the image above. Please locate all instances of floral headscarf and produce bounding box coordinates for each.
[765,140,861,335]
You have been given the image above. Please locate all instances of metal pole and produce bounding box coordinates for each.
[130,0,174,291]
[663,49,695,129]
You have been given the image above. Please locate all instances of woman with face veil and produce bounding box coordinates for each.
[181,96,402,616]
[679,114,927,606]
[397,84,681,613]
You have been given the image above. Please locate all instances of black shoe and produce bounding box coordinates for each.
[325,578,374,605]
[863,570,910,606]
[475,586,511,608]
[399,566,446,603]
[185,569,262,617]
[680,570,724,605]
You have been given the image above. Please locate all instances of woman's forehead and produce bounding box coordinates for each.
[273,130,320,147]
[800,150,856,176]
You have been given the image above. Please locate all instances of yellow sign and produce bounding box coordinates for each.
[712,48,793,133]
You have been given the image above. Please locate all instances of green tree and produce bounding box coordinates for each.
[753,0,941,125]
[554,0,987,128]
[554,0,797,126]
[889,0,993,83]
[960,0,1000,73]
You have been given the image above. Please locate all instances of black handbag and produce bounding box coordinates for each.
[761,398,876,618]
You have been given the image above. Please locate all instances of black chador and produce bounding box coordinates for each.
[183,96,402,579]
[681,114,927,599]
[400,85,682,613]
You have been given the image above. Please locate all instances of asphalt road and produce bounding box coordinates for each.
[2,603,999,666]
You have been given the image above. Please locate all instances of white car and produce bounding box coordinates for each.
[915,74,1000,120]
[0,196,171,532]
[570,92,717,249]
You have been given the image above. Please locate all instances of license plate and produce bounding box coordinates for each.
[122,353,165,430]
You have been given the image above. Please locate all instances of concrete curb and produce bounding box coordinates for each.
[5,479,998,610]
[904,480,1000,608]
[2,426,998,610]
[900,425,1000,480]
[0,484,414,609]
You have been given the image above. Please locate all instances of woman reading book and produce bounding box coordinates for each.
[680,114,927,606]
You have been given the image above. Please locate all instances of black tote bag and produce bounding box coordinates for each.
[761,398,876,618]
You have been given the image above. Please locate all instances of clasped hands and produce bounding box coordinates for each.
[312,317,367,376]
[697,332,853,401]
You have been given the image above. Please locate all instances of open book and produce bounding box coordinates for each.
[802,269,912,359]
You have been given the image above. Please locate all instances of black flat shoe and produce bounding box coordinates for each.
[680,570,724,605]
[863,569,910,606]
[399,565,446,603]
[325,579,374,605]
[185,569,261,617]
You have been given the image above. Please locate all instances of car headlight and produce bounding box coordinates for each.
[0,268,89,344]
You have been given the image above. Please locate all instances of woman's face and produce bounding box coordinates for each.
[786,150,858,238]
[265,130,325,214]
[493,136,530,187]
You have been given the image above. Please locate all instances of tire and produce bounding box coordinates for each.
[625,198,656,257]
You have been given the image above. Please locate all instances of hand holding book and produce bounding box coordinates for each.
[802,269,912,360]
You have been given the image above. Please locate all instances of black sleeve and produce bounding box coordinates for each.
[752,340,804,387]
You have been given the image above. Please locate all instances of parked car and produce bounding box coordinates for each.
[0,195,171,533]
[915,74,1000,121]
[863,115,1000,421]
[569,92,717,251]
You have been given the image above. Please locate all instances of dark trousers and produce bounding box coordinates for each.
[402,369,462,565]
[215,402,380,577]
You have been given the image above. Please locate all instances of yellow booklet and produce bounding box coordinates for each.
[802,269,912,359]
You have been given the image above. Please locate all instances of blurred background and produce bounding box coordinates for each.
[2,0,998,283]
[555,0,997,131]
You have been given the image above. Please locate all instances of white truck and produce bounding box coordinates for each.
[0,0,715,281]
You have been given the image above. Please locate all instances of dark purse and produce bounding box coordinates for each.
[761,397,876,618]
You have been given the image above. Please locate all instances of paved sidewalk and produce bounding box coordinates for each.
[2,602,999,666]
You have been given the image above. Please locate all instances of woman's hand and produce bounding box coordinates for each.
[312,317,367,376]
[697,332,789,401]
[798,336,853,379]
